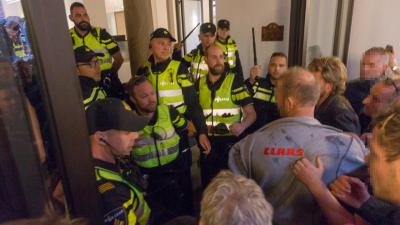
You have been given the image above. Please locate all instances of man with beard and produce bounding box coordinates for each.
[127,76,190,225]
[197,44,256,188]
[245,52,288,133]
[69,2,125,99]
[136,28,211,215]
[308,56,360,135]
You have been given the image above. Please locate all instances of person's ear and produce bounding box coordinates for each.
[286,96,296,112]
[68,14,73,22]
[94,132,107,145]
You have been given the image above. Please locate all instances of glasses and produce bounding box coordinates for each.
[77,59,99,68]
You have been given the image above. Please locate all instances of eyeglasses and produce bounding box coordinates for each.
[77,59,99,68]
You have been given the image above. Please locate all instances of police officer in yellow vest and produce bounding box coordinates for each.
[127,76,190,225]
[136,28,211,156]
[244,52,288,133]
[74,46,107,110]
[196,44,256,187]
[69,2,125,99]
[86,98,150,225]
[215,19,244,79]
[173,23,217,83]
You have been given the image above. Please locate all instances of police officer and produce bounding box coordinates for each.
[136,28,211,154]
[86,98,150,225]
[215,19,243,78]
[245,52,288,133]
[128,76,190,224]
[74,46,107,109]
[69,2,125,99]
[174,23,217,82]
[197,44,256,188]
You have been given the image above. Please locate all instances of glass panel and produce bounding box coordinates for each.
[183,0,202,52]
[0,0,55,222]
[306,0,338,65]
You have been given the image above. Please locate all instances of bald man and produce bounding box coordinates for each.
[229,67,367,225]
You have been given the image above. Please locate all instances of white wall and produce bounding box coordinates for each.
[151,0,169,30]
[306,0,337,65]
[217,0,291,78]
[347,0,400,80]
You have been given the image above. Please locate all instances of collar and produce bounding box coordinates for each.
[216,36,231,44]
[206,72,228,91]
[148,55,171,73]
[93,159,119,172]
[73,26,92,38]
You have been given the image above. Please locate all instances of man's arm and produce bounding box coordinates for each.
[111,51,124,73]
[177,64,208,134]
[230,76,256,136]
[169,106,188,133]
[99,28,123,73]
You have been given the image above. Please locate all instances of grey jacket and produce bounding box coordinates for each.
[229,116,367,225]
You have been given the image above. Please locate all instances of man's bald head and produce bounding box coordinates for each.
[277,67,320,107]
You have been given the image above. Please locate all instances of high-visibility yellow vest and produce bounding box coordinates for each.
[252,80,276,103]
[83,86,107,110]
[184,49,208,82]
[132,105,180,168]
[215,37,238,69]
[198,73,241,136]
[95,166,151,225]
[70,27,114,72]
[143,60,187,114]
[13,42,26,58]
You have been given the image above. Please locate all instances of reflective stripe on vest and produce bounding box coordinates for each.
[252,81,276,103]
[198,73,241,136]
[70,27,113,72]
[13,42,26,58]
[83,86,107,110]
[132,105,180,168]
[95,166,151,225]
[190,51,208,82]
[215,38,237,69]
[145,60,187,114]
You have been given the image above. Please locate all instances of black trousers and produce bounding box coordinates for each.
[145,154,190,225]
[199,135,239,189]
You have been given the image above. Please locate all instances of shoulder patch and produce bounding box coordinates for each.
[98,182,115,194]
[104,207,127,225]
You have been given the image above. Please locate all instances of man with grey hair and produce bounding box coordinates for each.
[229,67,367,225]
[200,170,273,225]
[345,47,389,132]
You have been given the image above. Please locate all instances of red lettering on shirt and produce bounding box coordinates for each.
[264,148,269,155]
[287,148,295,155]
[296,149,303,156]
[277,148,285,155]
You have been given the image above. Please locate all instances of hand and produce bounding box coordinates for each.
[229,123,245,136]
[388,48,398,68]
[187,121,197,137]
[329,175,370,209]
[198,133,211,155]
[249,65,262,83]
[292,156,325,193]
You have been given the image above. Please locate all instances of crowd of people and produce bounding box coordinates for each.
[2,1,400,225]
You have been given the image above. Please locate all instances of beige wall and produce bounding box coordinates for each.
[217,0,291,79]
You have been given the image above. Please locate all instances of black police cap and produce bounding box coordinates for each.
[200,22,216,35]
[86,98,148,135]
[217,19,230,29]
[150,28,176,42]
[74,46,104,64]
